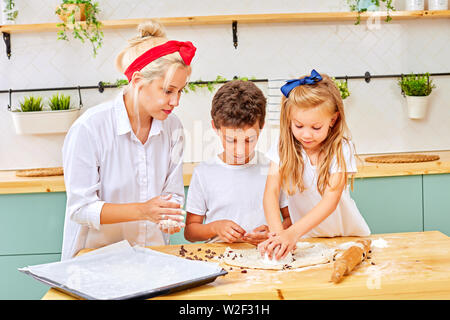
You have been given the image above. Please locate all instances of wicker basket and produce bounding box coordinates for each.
[365,154,440,164]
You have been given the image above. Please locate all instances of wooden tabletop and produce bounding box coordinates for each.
[2,150,450,194]
[41,231,450,300]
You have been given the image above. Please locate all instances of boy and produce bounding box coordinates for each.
[184,80,289,245]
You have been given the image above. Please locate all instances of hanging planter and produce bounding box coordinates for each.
[55,0,103,57]
[1,0,18,24]
[9,94,81,135]
[398,73,436,120]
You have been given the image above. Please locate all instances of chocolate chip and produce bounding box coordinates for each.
[241,270,247,273]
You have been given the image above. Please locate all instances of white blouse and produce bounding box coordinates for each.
[61,92,185,260]
[266,138,370,238]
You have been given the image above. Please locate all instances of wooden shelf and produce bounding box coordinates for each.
[1,10,450,33]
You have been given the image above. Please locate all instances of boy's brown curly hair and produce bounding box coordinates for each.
[211,80,266,129]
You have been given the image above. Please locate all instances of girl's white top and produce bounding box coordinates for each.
[266,138,370,238]
[61,92,185,260]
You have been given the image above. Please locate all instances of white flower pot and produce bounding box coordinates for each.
[428,0,448,10]
[405,96,430,119]
[9,108,81,134]
[405,0,425,10]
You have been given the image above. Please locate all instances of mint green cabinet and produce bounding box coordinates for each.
[423,174,450,236]
[0,192,66,300]
[0,253,60,300]
[350,176,424,234]
[0,192,66,255]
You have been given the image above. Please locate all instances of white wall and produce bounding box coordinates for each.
[1,0,449,169]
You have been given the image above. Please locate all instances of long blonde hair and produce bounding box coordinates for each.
[279,73,351,196]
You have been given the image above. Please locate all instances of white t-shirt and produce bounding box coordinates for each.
[186,152,289,242]
[61,91,185,260]
[266,139,370,238]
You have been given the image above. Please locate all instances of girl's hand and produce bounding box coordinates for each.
[242,225,270,246]
[210,220,246,243]
[140,194,185,225]
[257,229,297,260]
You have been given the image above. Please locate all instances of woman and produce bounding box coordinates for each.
[61,20,196,260]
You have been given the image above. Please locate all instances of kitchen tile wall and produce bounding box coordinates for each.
[0,0,449,169]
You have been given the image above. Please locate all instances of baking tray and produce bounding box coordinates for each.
[18,241,228,300]
[19,268,227,300]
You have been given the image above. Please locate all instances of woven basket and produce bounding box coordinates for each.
[16,167,64,177]
[365,154,440,164]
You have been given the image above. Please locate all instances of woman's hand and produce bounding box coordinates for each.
[242,225,270,246]
[140,194,185,225]
[257,229,297,260]
[210,220,246,243]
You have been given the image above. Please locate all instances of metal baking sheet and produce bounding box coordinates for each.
[18,241,227,300]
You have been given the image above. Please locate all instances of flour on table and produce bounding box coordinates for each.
[371,238,388,248]
[221,242,335,270]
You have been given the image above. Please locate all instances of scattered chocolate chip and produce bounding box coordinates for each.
[197,248,201,251]
[371,262,375,265]
[367,256,371,259]
[241,270,247,273]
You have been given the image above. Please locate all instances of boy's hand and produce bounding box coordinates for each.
[210,220,245,243]
[242,225,269,245]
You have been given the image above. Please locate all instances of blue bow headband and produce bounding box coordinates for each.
[280,69,323,98]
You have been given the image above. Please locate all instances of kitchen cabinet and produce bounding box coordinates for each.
[423,174,450,236]
[350,175,424,234]
[0,253,60,300]
[0,192,65,299]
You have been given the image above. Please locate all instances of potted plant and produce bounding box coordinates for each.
[9,93,81,134]
[1,0,18,24]
[347,0,395,25]
[397,73,436,119]
[333,78,351,100]
[55,0,103,57]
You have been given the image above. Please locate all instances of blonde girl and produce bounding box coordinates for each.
[61,20,196,260]
[258,70,370,260]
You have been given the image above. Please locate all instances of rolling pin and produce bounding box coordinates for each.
[331,239,371,283]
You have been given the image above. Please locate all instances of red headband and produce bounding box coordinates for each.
[124,40,197,81]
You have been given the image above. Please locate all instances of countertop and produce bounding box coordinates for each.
[1,150,450,194]
[41,231,450,300]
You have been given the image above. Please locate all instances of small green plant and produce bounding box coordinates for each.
[101,79,129,88]
[333,78,351,100]
[2,0,18,23]
[55,0,103,57]
[398,73,436,97]
[183,75,255,93]
[17,96,43,112]
[48,93,72,110]
[347,0,395,25]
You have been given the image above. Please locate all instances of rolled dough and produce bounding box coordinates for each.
[222,242,335,270]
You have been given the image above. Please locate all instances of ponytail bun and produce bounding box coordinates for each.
[115,19,168,73]
[137,20,166,39]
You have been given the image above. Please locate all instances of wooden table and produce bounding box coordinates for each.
[41,231,450,300]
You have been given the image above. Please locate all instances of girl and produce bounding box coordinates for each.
[61,20,196,260]
[258,70,370,260]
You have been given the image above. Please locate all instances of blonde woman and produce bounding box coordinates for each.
[61,20,196,260]
[258,70,370,260]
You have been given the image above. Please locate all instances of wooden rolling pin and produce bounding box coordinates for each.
[331,239,372,283]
